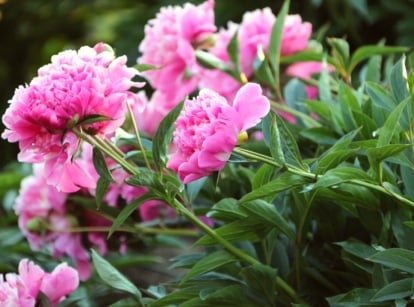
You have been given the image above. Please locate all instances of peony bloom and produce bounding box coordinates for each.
[200,22,243,101]
[238,8,276,76]
[14,164,91,280]
[285,61,335,99]
[0,259,78,307]
[280,15,312,56]
[167,83,270,183]
[138,0,216,103]
[2,43,143,193]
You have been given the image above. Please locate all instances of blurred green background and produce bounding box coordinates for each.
[1,0,413,169]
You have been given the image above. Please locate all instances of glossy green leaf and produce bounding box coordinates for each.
[196,218,269,246]
[209,198,247,222]
[182,250,237,283]
[377,98,408,147]
[365,81,397,111]
[268,0,290,75]
[368,248,414,274]
[315,148,359,174]
[240,200,295,240]
[152,102,183,169]
[336,238,377,259]
[262,111,286,165]
[108,192,160,238]
[92,147,113,182]
[95,177,110,209]
[226,30,241,76]
[313,166,373,189]
[389,55,409,103]
[350,45,408,73]
[372,278,413,302]
[91,249,143,302]
[239,172,307,203]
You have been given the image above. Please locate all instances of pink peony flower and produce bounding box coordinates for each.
[0,259,78,307]
[238,8,276,76]
[139,200,176,222]
[138,0,216,102]
[285,61,334,99]
[14,164,91,280]
[133,90,180,137]
[2,43,143,193]
[280,15,312,56]
[167,83,270,183]
[200,22,243,101]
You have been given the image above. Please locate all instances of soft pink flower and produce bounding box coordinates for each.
[285,61,334,99]
[138,0,216,102]
[200,22,243,101]
[133,91,179,137]
[0,259,78,307]
[139,200,176,222]
[280,15,312,56]
[167,83,270,183]
[14,164,91,280]
[2,43,143,193]
[238,8,276,76]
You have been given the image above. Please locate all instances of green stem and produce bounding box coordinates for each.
[72,129,138,175]
[126,100,152,170]
[49,225,198,237]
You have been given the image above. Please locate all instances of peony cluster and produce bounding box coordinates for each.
[0,259,78,307]
[167,83,270,183]
[2,43,143,193]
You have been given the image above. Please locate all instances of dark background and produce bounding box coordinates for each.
[1,0,413,168]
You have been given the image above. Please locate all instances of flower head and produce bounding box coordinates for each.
[0,259,78,307]
[167,83,269,183]
[2,43,143,192]
[138,0,216,102]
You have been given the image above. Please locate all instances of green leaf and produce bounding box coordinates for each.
[262,112,286,165]
[336,238,377,259]
[367,144,411,166]
[239,200,295,241]
[368,248,414,274]
[239,172,307,203]
[108,192,159,238]
[314,148,359,175]
[240,263,278,306]
[95,177,110,209]
[152,102,183,169]
[300,127,337,145]
[126,170,162,190]
[253,56,276,87]
[147,288,201,307]
[182,250,237,283]
[209,198,247,222]
[226,30,241,76]
[350,45,409,73]
[327,37,350,74]
[92,147,114,182]
[91,249,143,302]
[195,50,230,71]
[196,218,269,246]
[268,0,290,75]
[313,166,373,189]
[77,114,111,127]
[390,55,409,103]
[365,81,397,111]
[372,278,413,302]
[134,63,159,72]
[377,98,408,147]
[327,288,377,306]
[318,55,333,103]
[186,177,207,202]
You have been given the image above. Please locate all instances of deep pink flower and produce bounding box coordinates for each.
[2,43,143,193]
[285,61,334,99]
[167,83,270,183]
[139,200,176,222]
[138,0,216,102]
[0,259,78,307]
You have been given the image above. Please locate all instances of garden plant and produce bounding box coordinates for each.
[1,0,414,306]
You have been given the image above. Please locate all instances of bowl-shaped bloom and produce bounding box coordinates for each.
[0,259,78,307]
[2,43,143,193]
[167,83,270,183]
[138,0,216,102]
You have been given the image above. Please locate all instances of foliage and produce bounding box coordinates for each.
[2,0,414,306]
